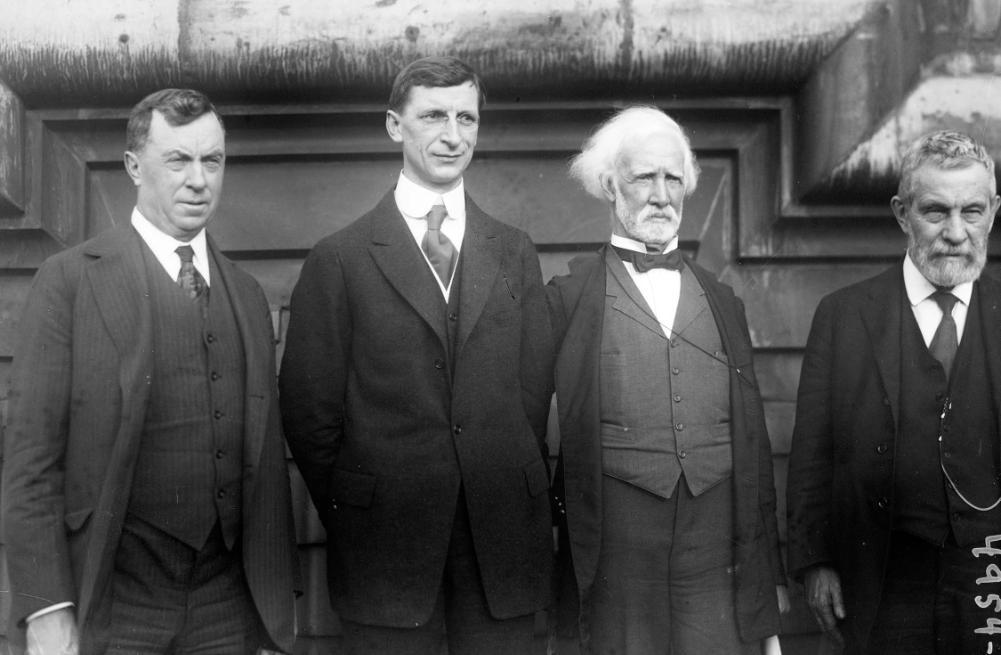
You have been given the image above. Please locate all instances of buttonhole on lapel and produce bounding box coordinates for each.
[503,274,516,300]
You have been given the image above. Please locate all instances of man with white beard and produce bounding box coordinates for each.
[788,130,1001,654]
[547,106,788,654]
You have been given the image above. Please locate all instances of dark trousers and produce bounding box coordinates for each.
[867,530,1001,655]
[583,475,759,655]
[340,492,545,655]
[92,516,267,655]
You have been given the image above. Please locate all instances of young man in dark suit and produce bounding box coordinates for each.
[788,131,1001,654]
[2,88,299,654]
[547,106,787,654]
[280,56,553,655]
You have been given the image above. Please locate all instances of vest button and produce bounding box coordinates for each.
[453,424,463,435]
[670,339,678,348]
[217,489,226,499]
[671,367,680,375]
[675,423,685,431]
[673,394,682,402]
[875,443,888,454]
[211,371,221,381]
[214,410,224,419]
[434,359,445,370]
[206,333,216,343]
[679,450,687,459]
[215,449,225,459]
[448,312,458,321]
[876,497,888,509]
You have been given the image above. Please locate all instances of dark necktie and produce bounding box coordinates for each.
[175,245,207,300]
[612,245,684,273]
[929,289,958,380]
[422,205,457,288]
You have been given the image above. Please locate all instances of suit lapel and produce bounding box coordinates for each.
[207,236,270,471]
[85,228,152,359]
[860,266,904,429]
[367,192,449,349]
[604,248,667,339]
[455,199,501,355]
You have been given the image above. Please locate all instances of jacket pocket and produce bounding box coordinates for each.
[523,458,550,498]
[328,469,376,508]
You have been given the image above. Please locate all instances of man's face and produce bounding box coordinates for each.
[605,131,687,248]
[892,163,1000,287]
[386,82,479,193]
[124,110,226,241]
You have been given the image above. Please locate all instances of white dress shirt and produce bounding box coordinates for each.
[610,233,681,338]
[394,172,466,299]
[131,208,211,287]
[902,253,972,347]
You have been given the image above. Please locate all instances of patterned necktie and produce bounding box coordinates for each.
[175,245,207,300]
[422,205,457,288]
[929,289,958,380]
[612,245,685,273]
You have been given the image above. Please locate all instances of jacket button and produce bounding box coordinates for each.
[217,489,226,499]
[215,449,224,459]
[206,333,216,343]
[211,371,221,381]
[433,358,445,370]
[214,410,224,419]
[875,443,888,454]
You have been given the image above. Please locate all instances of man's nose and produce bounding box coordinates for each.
[941,212,968,243]
[186,162,207,189]
[440,118,462,146]
[650,177,670,206]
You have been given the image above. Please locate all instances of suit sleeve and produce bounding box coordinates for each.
[786,294,838,579]
[279,241,351,516]
[518,232,555,456]
[1,257,79,624]
[734,295,786,585]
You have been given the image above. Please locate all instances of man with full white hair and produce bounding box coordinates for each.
[548,106,788,653]
[788,131,1001,653]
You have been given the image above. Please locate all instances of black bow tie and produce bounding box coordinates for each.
[612,245,684,273]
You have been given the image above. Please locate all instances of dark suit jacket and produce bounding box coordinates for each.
[787,263,1001,650]
[279,190,554,627]
[1,226,299,651]
[546,246,784,642]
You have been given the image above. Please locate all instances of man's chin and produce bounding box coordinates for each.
[921,257,983,287]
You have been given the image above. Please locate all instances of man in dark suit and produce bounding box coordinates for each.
[2,88,299,654]
[547,106,787,654]
[279,56,553,654]
[787,130,1001,653]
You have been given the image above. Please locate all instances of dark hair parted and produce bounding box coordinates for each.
[126,88,224,153]
[388,56,485,113]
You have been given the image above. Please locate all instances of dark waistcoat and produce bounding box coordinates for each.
[128,245,246,550]
[598,265,732,499]
[896,290,1001,547]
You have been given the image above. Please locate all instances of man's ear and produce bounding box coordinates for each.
[386,110,404,143]
[599,172,617,203]
[124,151,142,187]
[890,195,909,234]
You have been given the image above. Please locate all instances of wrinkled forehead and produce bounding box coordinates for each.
[906,162,997,201]
[615,130,687,172]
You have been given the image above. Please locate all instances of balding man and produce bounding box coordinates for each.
[547,106,787,654]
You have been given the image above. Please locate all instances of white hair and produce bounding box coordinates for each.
[569,106,700,200]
